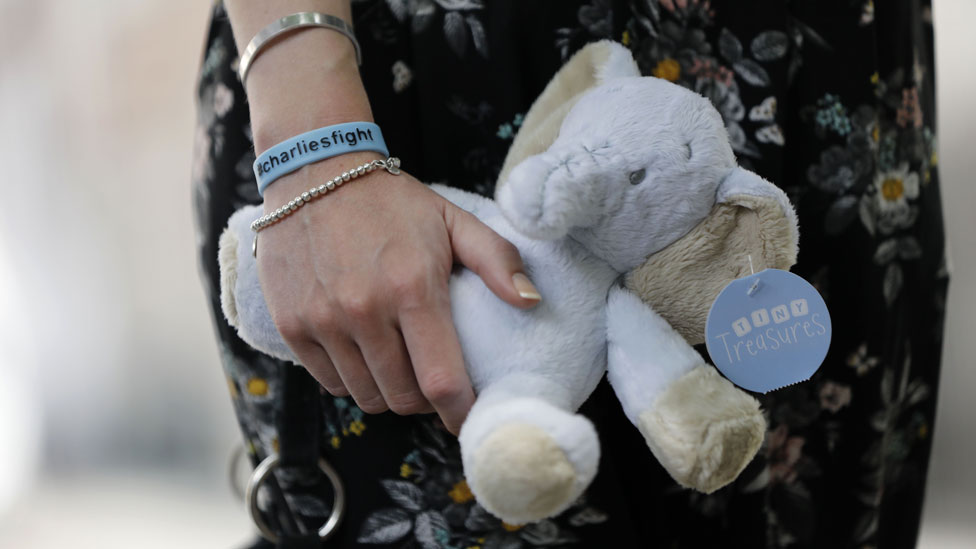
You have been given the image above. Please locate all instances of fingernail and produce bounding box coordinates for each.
[512,273,542,301]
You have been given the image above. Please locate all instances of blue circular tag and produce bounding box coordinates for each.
[705,269,831,393]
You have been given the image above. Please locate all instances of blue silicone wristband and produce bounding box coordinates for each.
[253,122,389,195]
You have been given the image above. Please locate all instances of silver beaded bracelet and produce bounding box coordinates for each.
[250,157,402,257]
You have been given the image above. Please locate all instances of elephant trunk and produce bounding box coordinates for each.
[496,149,606,240]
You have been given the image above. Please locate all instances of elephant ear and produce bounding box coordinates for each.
[624,168,799,345]
[495,40,639,195]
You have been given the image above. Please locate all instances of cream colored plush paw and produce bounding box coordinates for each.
[470,423,579,525]
[638,365,764,493]
[218,226,240,328]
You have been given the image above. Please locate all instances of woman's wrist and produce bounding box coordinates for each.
[224,2,380,208]
[244,29,373,153]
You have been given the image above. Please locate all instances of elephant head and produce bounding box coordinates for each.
[496,40,798,340]
[497,74,739,272]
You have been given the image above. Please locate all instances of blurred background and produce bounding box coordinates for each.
[0,1,972,547]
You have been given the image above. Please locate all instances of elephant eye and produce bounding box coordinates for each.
[628,168,646,185]
[685,142,693,160]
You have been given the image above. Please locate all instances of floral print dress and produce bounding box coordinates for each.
[192,1,947,548]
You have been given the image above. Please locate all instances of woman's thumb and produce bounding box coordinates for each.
[443,204,542,308]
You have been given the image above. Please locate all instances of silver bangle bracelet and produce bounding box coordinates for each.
[250,157,402,257]
[237,12,362,87]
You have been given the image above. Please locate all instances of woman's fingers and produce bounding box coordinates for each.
[443,203,543,307]
[287,338,349,397]
[319,335,388,414]
[351,316,434,416]
[275,313,348,395]
[399,299,475,436]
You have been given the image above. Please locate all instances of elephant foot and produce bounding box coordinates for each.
[460,398,599,525]
[637,365,765,493]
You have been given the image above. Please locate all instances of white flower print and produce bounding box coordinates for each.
[392,60,413,93]
[847,343,880,376]
[819,381,852,413]
[213,82,234,118]
[872,163,919,216]
[751,96,785,146]
[191,123,213,186]
[859,162,920,236]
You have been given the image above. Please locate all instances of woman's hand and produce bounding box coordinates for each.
[257,152,541,434]
[224,1,538,434]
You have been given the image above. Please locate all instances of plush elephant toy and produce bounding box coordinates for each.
[218,41,799,525]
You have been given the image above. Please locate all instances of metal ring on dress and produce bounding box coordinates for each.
[245,453,347,543]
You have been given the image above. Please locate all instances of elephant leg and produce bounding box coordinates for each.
[458,374,599,525]
[606,286,765,493]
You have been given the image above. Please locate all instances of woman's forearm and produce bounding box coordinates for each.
[223,0,372,154]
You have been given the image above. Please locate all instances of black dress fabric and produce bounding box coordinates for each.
[192,1,947,548]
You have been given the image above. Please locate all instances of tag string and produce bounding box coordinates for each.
[746,254,762,296]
